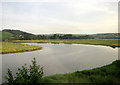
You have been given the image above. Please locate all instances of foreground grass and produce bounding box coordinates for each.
[42,60,120,83]
[1,42,42,54]
[13,39,120,48]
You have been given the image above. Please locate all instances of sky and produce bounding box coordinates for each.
[1,0,119,34]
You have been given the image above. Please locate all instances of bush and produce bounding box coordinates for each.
[5,58,44,85]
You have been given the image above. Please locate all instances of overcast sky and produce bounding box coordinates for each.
[1,0,119,34]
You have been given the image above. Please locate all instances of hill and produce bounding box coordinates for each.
[91,33,119,39]
[0,31,14,41]
[1,29,120,41]
[2,29,36,40]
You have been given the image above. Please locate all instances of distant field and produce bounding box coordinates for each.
[1,39,119,54]
[13,39,120,48]
[1,42,42,54]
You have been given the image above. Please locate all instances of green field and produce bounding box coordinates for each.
[13,39,120,48]
[42,60,120,83]
[1,42,42,54]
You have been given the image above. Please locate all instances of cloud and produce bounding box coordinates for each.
[1,0,119,34]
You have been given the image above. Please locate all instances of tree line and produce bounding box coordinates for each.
[2,29,120,41]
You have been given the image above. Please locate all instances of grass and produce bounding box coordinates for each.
[12,39,120,48]
[2,39,119,54]
[1,42,42,54]
[0,31,14,41]
[42,60,120,83]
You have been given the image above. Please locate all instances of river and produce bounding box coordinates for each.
[1,43,118,83]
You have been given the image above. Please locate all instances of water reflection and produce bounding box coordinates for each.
[2,43,118,83]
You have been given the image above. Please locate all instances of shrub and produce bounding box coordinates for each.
[5,58,43,85]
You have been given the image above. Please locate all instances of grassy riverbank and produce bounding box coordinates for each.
[1,39,119,54]
[42,60,120,83]
[13,39,120,48]
[3,60,120,84]
[1,42,42,54]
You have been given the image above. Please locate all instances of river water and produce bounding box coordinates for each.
[1,43,118,83]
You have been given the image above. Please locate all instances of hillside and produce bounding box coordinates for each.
[0,31,14,41]
[1,29,120,41]
[2,29,36,40]
[91,33,119,39]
